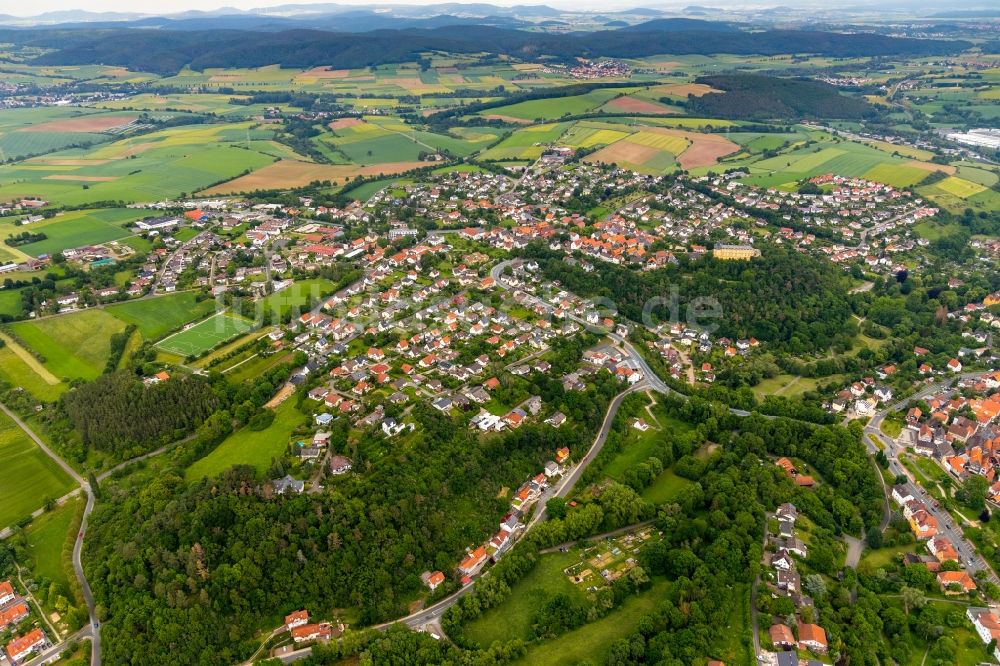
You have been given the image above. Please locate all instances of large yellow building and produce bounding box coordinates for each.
[712,244,761,260]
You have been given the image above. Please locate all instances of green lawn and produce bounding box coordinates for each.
[107,292,219,340]
[257,278,336,319]
[511,580,672,666]
[461,550,584,647]
[858,543,915,571]
[0,410,76,530]
[185,399,305,481]
[642,468,694,504]
[8,309,126,380]
[24,496,82,594]
[155,312,254,357]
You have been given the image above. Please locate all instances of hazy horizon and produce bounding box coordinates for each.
[4,0,784,18]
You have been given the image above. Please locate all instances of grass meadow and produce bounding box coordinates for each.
[0,410,76,530]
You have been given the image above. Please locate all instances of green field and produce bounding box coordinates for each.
[0,345,66,402]
[511,580,672,666]
[257,278,336,319]
[478,122,570,161]
[0,107,136,160]
[24,496,81,594]
[0,123,276,207]
[461,550,586,646]
[0,410,76,530]
[155,312,255,356]
[0,208,146,258]
[107,292,219,340]
[481,89,630,121]
[185,399,304,480]
[8,309,126,380]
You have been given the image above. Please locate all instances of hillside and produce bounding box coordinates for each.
[685,74,874,120]
[9,24,967,75]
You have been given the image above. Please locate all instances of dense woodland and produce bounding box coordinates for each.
[59,371,222,460]
[82,363,623,663]
[528,244,855,354]
[0,24,965,75]
[687,74,874,120]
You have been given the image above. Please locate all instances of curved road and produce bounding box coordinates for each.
[0,403,101,666]
[262,381,648,664]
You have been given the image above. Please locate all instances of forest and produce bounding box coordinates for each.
[686,74,874,120]
[527,244,856,354]
[2,24,965,75]
[59,371,222,460]
[81,367,624,663]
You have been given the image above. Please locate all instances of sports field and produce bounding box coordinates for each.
[107,291,220,340]
[0,410,76,530]
[155,313,255,356]
[8,309,126,381]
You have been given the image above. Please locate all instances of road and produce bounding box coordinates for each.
[264,381,648,664]
[863,373,1000,586]
[0,403,100,665]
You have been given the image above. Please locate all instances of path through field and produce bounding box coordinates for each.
[0,331,60,385]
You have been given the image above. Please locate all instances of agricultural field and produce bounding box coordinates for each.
[23,496,82,594]
[0,107,139,161]
[185,399,305,480]
[8,309,126,381]
[477,122,570,161]
[203,159,426,194]
[581,123,738,173]
[479,88,634,122]
[724,134,954,190]
[0,122,278,207]
[106,291,220,340]
[0,342,66,402]
[0,208,147,261]
[0,409,76,530]
[155,312,255,357]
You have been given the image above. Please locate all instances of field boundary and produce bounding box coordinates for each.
[0,331,60,386]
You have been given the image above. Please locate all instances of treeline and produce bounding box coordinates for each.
[60,371,222,459]
[686,74,874,120]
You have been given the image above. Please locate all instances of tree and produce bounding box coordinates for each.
[546,497,568,520]
[803,573,826,600]
[901,586,926,616]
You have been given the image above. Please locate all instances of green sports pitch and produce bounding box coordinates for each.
[156,313,254,356]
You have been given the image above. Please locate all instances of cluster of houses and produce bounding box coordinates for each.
[454,447,569,585]
[761,504,829,657]
[1,580,47,665]
[282,609,342,646]
[891,486,978,594]
[895,374,1000,497]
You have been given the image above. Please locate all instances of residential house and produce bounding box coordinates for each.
[797,622,828,654]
